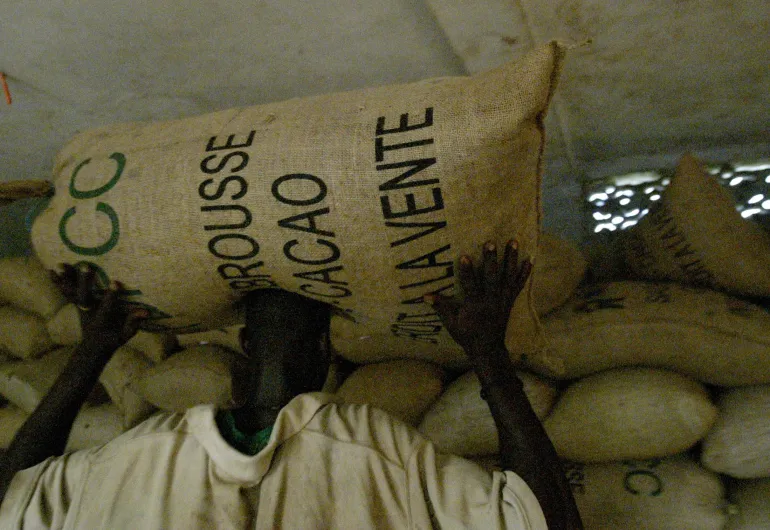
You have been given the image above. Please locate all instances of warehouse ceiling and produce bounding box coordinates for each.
[1,0,768,243]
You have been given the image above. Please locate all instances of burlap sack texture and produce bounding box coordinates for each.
[532,233,587,317]
[726,479,770,530]
[176,325,244,356]
[0,257,66,319]
[418,370,556,456]
[544,368,717,463]
[0,306,52,360]
[701,385,770,479]
[0,347,72,413]
[65,403,125,452]
[0,404,28,449]
[31,43,565,372]
[564,456,727,530]
[621,153,770,298]
[130,344,234,412]
[541,281,770,386]
[335,359,444,426]
[99,346,156,429]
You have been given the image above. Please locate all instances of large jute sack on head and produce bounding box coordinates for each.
[541,281,770,386]
[0,347,72,412]
[418,370,556,456]
[130,345,234,412]
[125,331,177,363]
[0,257,66,318]
[99,346,156,429]
[30,43,565,372]
[565,457,727,530]
[46,303,81,346]
[621,153,770,297]
[701,385,770,479]
[0,404,28,448]
[0,306,53,360]
[532,233,587,316]
[65,403,125,452]
[335,359,444,426]
[544,368,717,463]
[726,479,770,530]
[176,325,244,355]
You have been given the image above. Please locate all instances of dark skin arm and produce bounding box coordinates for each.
[426,241,583,530]
[0,265,146,504]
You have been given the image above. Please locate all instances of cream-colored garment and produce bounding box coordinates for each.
[0,393,545,529]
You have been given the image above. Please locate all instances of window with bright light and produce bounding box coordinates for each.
[585,161,770,235]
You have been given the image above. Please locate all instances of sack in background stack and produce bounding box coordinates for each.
[65,403,125,452]
[702,385,770,478]
[99,346,156,428]
[0,257,66,318]
[335,359,444,426]
[621,153,770,297]
[419,370,556,456]
[0,404,28,448]
[545,368,717,462]
[0,347,73,412]
[31,44,566,374]
[564,456,727,530]
[532,233,587,316]
[0,306,52,359]
[726,478,770,530]
[541,281,770,386]
[130,345,234,412]
[176,325,244,356]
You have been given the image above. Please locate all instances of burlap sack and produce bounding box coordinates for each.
[0,404,28,448]
[99,346,156,429]
[130,345,234,411]
[701,385,770,479]
[335,359,444,426]
[541,281,770,386]
[31,43,566,371]
[65,403,125,452]
[46,303,81,346]
[0,306,53,360]
[621,154,770,297]
[418,370,557,456]
[726,479,770,530]
[125,331,177,363]
[177,325,243,355]
[532,233,587,316]
[0,347,72,412]
[544,368,717,463]
[565,456,726,530]
[0,257,66,318]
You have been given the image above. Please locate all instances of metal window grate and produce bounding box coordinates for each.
[585,161,770,235]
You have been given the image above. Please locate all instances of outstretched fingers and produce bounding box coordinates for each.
[424,294,460,331]
[481,241,499,295]
[458,255,479,298]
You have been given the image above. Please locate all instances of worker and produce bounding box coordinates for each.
[0,240,582,529]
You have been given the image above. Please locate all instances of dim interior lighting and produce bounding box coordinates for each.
[593,212,612,221]
[626,209,640,217]
[622,220,638,229]
[729,177,744,186]
[589,193,609,202]
[650,194,661,201]
[741,208,762,218]
[619,198,631,205]
[762,200,770,210]
[748,194,765,204]
[611,216,624,225]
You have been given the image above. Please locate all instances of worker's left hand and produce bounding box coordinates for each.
[425,240,532,361]
[50,263,148,355]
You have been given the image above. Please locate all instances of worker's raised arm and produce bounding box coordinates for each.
[426,241,583,530]
[0,264,147,504]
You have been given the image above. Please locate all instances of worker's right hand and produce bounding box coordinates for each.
[50,263,148,356]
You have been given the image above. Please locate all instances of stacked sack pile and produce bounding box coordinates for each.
[414,154,769,529]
